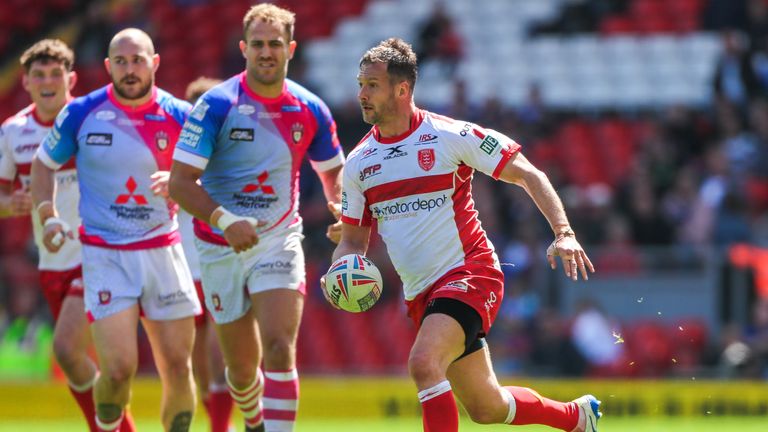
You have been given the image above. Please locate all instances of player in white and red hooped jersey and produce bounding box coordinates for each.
[0,39,135,432]
[328,38,602,432]
[169,5,344,432]
[31,29,199,432]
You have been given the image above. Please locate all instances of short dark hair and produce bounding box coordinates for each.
[360,38,418,91]
[184,77,222,103]
[243,3,295,41]
[20,39,74,72]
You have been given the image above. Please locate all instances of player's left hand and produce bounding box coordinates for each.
[10,190,33,215]
[326,201,342,244]
[150,171,171,198]
[546,234,594,281]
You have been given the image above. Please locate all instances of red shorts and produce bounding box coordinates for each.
[39,266,84,321]
[405,263,504,335]
[194,280,208,327]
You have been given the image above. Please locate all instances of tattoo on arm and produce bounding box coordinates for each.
[169,411,193,432]
[97,403,123,422]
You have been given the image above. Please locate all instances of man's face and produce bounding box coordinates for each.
[106,38,157,101]
[22,60,74,115]
[357,62,398,126]
[240,20,295,88]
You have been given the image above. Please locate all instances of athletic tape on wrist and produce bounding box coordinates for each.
[213,206,260,231]
[44,217,70,247]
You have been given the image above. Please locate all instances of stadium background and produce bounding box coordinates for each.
[1,0,768,429]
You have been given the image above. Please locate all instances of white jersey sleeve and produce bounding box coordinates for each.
[440,122,520,180]
[0,124,15,182]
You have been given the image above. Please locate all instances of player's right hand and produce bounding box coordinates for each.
[319,275,341,310]
[223,219,267,253]
[10,190,33,215]
[42,217,73,253]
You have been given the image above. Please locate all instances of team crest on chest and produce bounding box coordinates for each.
[418,148,435,171]
[155,131,169,151]
[291,122,304,144]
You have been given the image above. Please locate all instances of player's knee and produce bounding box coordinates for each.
[162,354,193,382]
[101,360,137,386]
[52,337,81,369]
[226,362,259,388]
[407,350,441,386]
[464,403,498,424]
[262,336,295,366]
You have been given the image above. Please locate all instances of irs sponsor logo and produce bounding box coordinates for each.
[281,105,301,112]
[86,133,113,146]
[359,163,382,181]
[155,131,169,151]
[95,110,116,121]
[190,101,209,121]
[371,194,448,221]
[238,104,256,115]
[229,128,254,141]
[360,147,377,159]
[417,133,438,143]
[20,128,36,136]
[383,144,407,160]
[291,122,304,144]
[479,135,500,156]
[418,148,435,171]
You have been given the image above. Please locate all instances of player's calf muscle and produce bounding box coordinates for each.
[169,411,193,432]
[97,403,123,421]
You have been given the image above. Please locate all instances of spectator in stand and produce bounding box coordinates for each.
[415,3,463,76]
[713,30,761,108]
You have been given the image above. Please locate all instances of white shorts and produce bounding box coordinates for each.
[196,228,305,324]
[82,243,202,321]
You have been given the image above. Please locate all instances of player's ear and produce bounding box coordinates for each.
[239,40,247,58]
[21,72,30,92]
[152,53,160,72]
[67,70,78,91]
[104,57,111,75]
[288,40,297,60]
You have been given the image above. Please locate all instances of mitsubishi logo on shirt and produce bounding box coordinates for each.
[242,171,275,194]
[115,176,148,204]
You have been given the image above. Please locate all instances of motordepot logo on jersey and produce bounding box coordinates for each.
[371,194,449,221]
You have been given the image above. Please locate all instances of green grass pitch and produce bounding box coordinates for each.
[1,417,766,431]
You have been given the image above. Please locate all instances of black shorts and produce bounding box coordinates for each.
[423,297,488,360]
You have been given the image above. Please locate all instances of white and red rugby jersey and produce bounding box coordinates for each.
[341,110,520,300]
[0,105,81,270]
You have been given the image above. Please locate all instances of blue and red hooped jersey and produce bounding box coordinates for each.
[173,73,344,245]
[38,85,191,249]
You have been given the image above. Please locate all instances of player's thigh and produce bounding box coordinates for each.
[410,313,466,377]
[251,289,304,342]
[91,305,140,377]
[447,346,508,418]
[142,316,196,374]
[54,294,91,351]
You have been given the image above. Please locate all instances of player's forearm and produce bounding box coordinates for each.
[168,175,220,223]
[30,157,56,216]
[519,168,572,234]
[318,165,343,205]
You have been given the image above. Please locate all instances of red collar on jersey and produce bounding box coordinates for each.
[31,104,55,127]
[107,84,158,112]
[373,108,426,144]
[239,72,287,103]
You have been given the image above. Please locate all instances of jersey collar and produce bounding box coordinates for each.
[30,104,55,127]
[239,72,287,103]
[107,84,158,112]
[373,109,426,144]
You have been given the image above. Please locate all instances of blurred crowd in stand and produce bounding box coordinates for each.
[1,0,768,379]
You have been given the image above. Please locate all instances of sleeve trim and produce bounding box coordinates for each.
[173,150,209,170]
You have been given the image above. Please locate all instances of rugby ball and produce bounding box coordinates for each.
[323,254,383,313]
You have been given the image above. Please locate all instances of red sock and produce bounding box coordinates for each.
[418,381,458,432]
[263,369,299,431]
[68,384,98,432]
[206,387,235,432]
[504,386,578,430]
[119,411,136,432]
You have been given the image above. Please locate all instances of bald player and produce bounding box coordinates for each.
[31,28,201,432]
